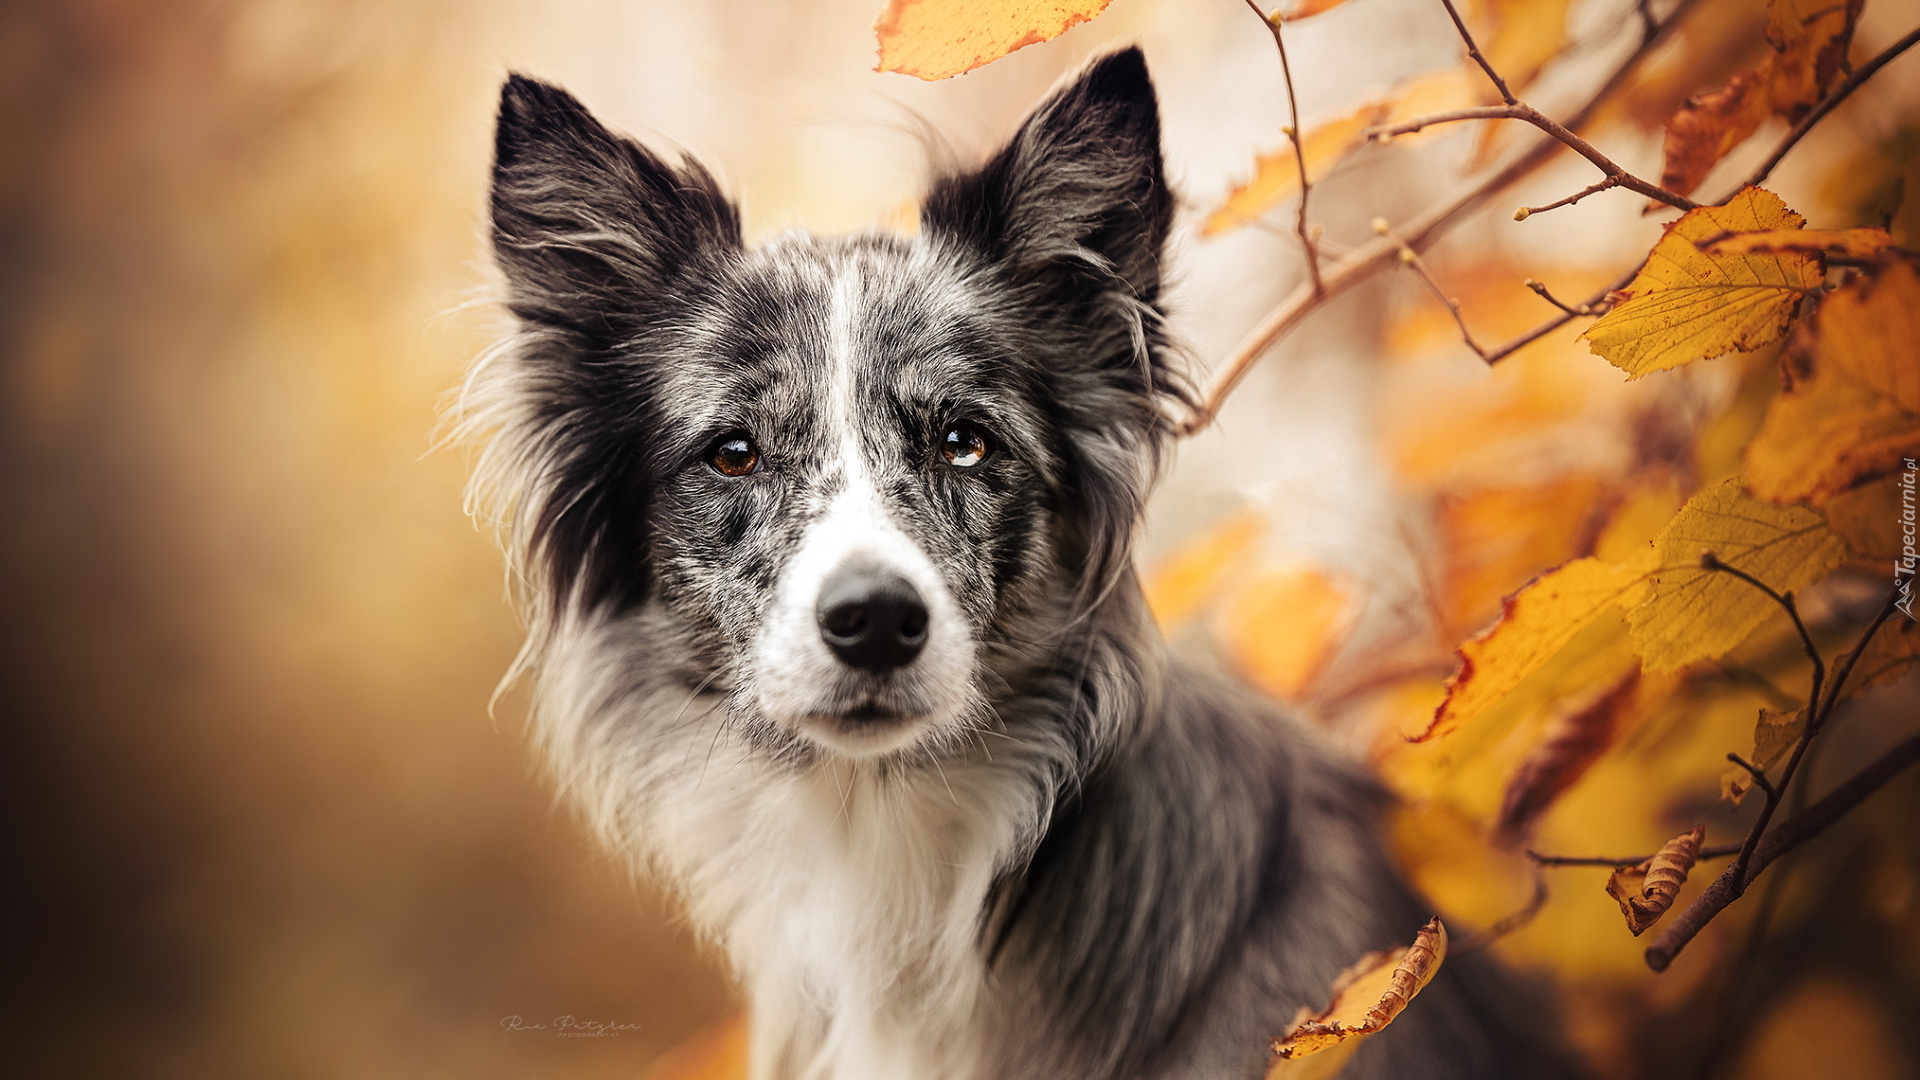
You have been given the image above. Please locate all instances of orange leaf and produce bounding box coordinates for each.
[1605,826,1704,935]
[1656,0,1861,196]
[1747,260,1920,504]
[873,0,1117,81]
[1143,511,1266,630]
[1278,0,1359,19]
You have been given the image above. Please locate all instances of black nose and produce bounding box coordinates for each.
[816,565,929,673]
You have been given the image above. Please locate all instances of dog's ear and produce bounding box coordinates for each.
[490,75,740,344]
[920,47,1170,305]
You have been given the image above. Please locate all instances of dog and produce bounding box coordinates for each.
[464,47,1580,1080]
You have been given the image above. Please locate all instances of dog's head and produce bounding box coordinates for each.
[477,49,1184,761]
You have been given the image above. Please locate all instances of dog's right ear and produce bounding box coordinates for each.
[490,75,740,344]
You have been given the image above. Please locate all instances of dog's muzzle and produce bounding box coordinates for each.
[815,563,928,673]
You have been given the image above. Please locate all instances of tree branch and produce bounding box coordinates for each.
[1438,0,1516,105]
[1528,843,1743,868]
[1645,732,1920,971]
[1181,0,1706,434]
[1736,24,1920,193]
[1364,100,1698,211]
[1243,0,1325,296]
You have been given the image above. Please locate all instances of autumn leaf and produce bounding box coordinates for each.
[1478,0,1572,97]
[1277,0,1359,19]
[1583,187,1823,379]
[1417,556,1653,743]
[1850,615,1920,696]
[1626,478,1848,672]
[1605,826,1705,935]
[1206,70,1478,236]
[1495,673,1639,844]
[873,0,1116,80]
[1702,227,1898,260]
[1746,260,1920,504]
[1720,706,1805,805]
[1143,511,1266,630]
[1270,917,1448,1071]
[1657,0,1862,196]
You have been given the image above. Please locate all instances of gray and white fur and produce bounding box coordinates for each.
[463,49,1582,1080]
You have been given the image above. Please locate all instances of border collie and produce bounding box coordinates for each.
[464,47,1578,1080]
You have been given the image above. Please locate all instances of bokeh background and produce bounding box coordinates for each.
[4,0,1918,1077]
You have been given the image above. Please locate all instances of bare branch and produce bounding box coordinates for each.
[1377,219,1490,359]
[1646,732,1920,971]
[1365,100,1698,211]
[1528,843,1743,868]
[1243,0,1325,296]
[1523,277,1595,316]
[1516,176,1621,219]
[1737,25,1920,193]
[1453,870,1550,955]
[1437,0,1516,104]
[1181,0,1707,433]
[1725,753,1777,799]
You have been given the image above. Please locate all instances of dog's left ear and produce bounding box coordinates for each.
[921,47,1171,309]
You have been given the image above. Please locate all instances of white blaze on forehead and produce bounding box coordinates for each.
[750,258,975,752]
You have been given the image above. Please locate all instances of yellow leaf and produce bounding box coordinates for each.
[873,0,1117,81]
[1703,227,1897,260]
[1270,917,1448,1067]
[1417,555,1654,742]
[1433,474,1616,641]
[1851,615,1919,696]
[1721,706,1805,805]
[1626,478,1848,671]
[1605,825,1704,935]
[1479,0,1572,95]
[1220,565,1356,701]
[1747,260,1920,504]
[1206,70,1477,236]
[1583,187,1822,379]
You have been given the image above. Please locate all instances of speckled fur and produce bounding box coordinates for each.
[462,49,1582,1080]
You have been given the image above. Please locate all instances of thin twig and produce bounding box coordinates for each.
[1737,25,1920,192]
[1646,732,1920,971]
[1725,753,1777,799]
[1516,176,1620,219]
[1474,263,1637,363]
[1524,277,1594,316]
[1453,870,1549,955]
[1528,843,1743,868]
[1378,219,1489,358]
[1182,0,1706,433]
[1365,101,1698,211]
[1244,0,1325,296]
[1438,0,1516,104]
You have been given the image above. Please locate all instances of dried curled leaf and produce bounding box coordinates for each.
[1495,673,1639,844]
[1657,0,1862,197]
[1417,555,1652,742]
[1627,478,1847,672]
[1702,227,1898,260]
[1583,187,1823,379]
[1271,918,1448,1065]
[1747,260,1920,504]
[1606,826,1705,936]
[1720,706,1805,805]
[873,0,1116,80]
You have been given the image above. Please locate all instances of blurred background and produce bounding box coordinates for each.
[3,0,1917,1077]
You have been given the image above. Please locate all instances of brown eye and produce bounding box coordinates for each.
[941,422,992,468]
[708,432,760,477]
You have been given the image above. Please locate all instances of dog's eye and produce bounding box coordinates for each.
[708,432,760,477]
[941,422,993,468]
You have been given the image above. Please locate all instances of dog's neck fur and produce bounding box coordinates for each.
[531,582,1163,1080]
